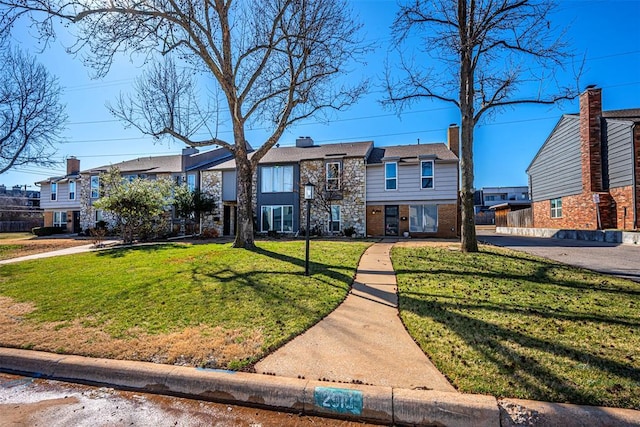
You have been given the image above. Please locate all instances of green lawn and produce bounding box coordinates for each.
[392,245,640,409]
[0,240,371,368]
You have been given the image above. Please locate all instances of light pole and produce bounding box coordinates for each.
[304,181,315,276]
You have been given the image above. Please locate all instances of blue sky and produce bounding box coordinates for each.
[2,0,639,191]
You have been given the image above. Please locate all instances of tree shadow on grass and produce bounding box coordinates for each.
[394,248,640,407]
[96,242,191,258]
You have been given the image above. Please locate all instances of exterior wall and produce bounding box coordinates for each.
[605,120,634,188]
[200,170,224,235]
[43,211,53,227]
[300,158,366,236]
[528,116,582,202]
[365,203,457,238]
[366,161,458,204]
[580,88,603,193]
[532,193,599,230]
[39,181,82,210]
[609,185,636,230]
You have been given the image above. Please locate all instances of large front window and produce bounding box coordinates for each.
[90,176,100,198]
[409,205,438,233]
[328,205,341,232]
[53,211,67,229]
[69,180,76,200]
[421,161,434,189]
[261,205,294,232]
[50,182,57,201]
[326,162,341,191]
[261,166,294,193]
[385,162,397,190]
[550,198,562,218]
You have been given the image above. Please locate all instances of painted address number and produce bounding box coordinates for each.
[313,386,363,415]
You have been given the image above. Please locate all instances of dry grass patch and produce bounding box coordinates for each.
[0,237,89,260]
[0,296,263,367]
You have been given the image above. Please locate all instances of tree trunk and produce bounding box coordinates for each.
[459,0,478,253]
[233,152,256,249]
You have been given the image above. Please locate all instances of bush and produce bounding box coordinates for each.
[31,226,66,237]
[343,226,356,237]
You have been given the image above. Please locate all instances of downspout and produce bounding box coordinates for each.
[632,124,638,230]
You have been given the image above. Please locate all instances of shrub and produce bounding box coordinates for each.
[31,226,65,236]
[343,226,356,237]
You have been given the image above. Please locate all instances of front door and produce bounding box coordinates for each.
[72,211,81,234]
[223,205,237,236]
[384,205,399,236]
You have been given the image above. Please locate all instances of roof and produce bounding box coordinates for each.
[367,143,458,164]
[83,147,232,175]
[210,141,374,170]
[566,108,640,122]
[489,201,532,210]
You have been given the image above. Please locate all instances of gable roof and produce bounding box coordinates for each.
[368,143,458,164]
[210,141,374,170]
[82,147,233,175]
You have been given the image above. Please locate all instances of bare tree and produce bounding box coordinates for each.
[384,0,579,252]
[0,46,66,174]
[0,0,369,249]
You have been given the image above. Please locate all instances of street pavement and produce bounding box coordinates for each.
[477,229,640,282]
[0,372,376,427]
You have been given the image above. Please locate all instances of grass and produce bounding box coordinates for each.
[0,240,371,369]
[391,244,640,409]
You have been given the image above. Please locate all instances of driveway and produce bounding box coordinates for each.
[477,229,640,282]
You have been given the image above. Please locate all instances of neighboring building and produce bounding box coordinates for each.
[37,147,233,233]
[365,125,460,238]
[527,87,640,231]
[474,186,530,212]
[38,157,82,232]
[0,185,42,232]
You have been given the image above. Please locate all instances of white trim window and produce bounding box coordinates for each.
[69,180,76,200]
[409,205,438,233]
[550,197,562,218]
[420,160,434,189]
[95,209,104,225]
[326,162,341,191]
[261,205,294,232]
[261,166,294,193]
[385,162,397,190]
[90,175,100,199]
[53,211,67,228]
[50,182,57,201]
[328,205,341,232]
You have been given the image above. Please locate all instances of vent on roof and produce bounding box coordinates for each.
[325,153,347,157]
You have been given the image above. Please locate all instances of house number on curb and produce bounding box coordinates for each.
[313,387,363,415]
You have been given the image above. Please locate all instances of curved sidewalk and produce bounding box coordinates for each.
[255,241,455,392]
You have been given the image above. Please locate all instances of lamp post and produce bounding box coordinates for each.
[304,181,315,276]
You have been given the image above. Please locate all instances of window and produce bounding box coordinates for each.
[328,205,341,232]
[90,176,100,198]
[69,180,76,200]
[409,205,438,233]
[261,166,294,193]
[550,198,562,218]
[53,211,67,229]
[50,182,57,201]
[385,162,397,190]
[95,210,103,223]
[421,161,434,189]
[261,205,294,232]
[326,162,341,191]
[124,174,137,183]
[187,174,196,191]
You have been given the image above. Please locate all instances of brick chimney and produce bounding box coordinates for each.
[66,156,80,175]
[580,86,603,192]
[447,124,460,157]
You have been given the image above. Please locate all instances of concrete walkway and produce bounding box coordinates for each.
[0,241,120,265]
[255,241,455,392]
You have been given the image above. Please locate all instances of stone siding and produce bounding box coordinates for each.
[300,158,366,236]
[200,170,224,235]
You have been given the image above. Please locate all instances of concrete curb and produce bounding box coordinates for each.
[1,348,639,426]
